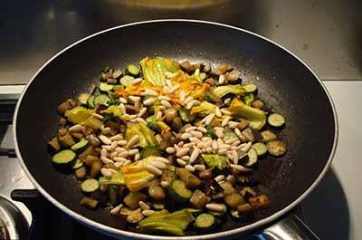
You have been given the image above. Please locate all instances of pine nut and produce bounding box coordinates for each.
[119,97,128,104]
[113,157,128,162]
[117,140,127,146]
[143,97,156,106]
[181,133,191,140]
[222,116,231,127]
[134,153,141,161]
[146,165,163,175]
[194,164,206,171]
[101,167,113,177]
[118,151,129,158]
[129,96,141,103]
[110,134,123,141]
[144,89,158,96]
[206,203,226,212]
[155,157,169,164]
[110,203,123,215]
[190,130,203,138]
[151,161,167,170]
[132,78,142,85]
[176,148,190,157]
[142,210,156,217]
[221,109,232,115]
[160,100,172,108]
[138,108,147,117]
[179,90,186,102]
[197,126,208,133]
[101,156,113,164]
[166,147,175,154]
[139,201,150,210]
[99,135,112,145]
[215,107,222,117]
[160,181,169,188]
[100,148,108,157]
[190,137,201,144]
[158,95,171,101]
[69,124,83,132]
[230,164,251,172]
[176,158,187,166]
[214,175,225,182]
[189,148,200,163]
[228,121,239,129]
[185,164,195,172]
[126,135,139,148]
[218,75,226,85]
[185,126,197,132]
[128,149,139,155]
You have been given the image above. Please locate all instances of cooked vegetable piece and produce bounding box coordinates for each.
[146,115,159,131]
[120,75,135,86]
[78,93,91,105]
[82,115,103,129]
[243,93,254,106]
[58,131,76,147]
[126,64,140,76]
[99,82,114,92]
[244,148,258,167]
[126,208,144,223]
[268,113,286,127]
[168,180,192,203]
[228,98,266,130]
[140,57,180,86]
[140,210,194,235]
[260,130,277,142]
[48,137,61,152]
[124,192,147,209]
[179,108,195,123]
[201,154,228,170]
[72,159,84,169]
[236,203,255,213]
[94,94,111,106]
[251,99,264,109]
[141,145,161,158]
[252,142,267,156]
[125,122,157,148]
[148,185,166,200]
[103,105,123,119]
[87,95,95,108]
[218,181,235,195]
[71,138,89,152]
[194,213,215,230]
[90,160,103,178]
[80,197,99,209]
[66,106,94,124]
[52,149,76,165]
[249,194,270,209]
[189,190,210,209]
[267,140,287,156]
[99,171,125,185]
[243,83,257,93]
[176,168,201,188]
[191,101,217,117]
[211,85,245,99]
[75,166,86,180]
[81,178,99,193]
[108,184,120,206]
[225,192,244,208]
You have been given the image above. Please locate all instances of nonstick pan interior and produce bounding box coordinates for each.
[14,20,336,238]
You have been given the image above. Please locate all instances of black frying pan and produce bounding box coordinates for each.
[13,20,337,239]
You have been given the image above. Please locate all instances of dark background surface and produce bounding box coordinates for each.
[0,0,361,84]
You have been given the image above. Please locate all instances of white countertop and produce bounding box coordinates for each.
[0,81,360,239]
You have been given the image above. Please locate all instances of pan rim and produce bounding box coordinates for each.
[12,19,339,240]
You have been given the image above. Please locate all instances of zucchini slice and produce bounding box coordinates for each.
[267,140,287,156]
[78,93,91,105]
[72,159,84,169]
[252,142,267,156]
[194,213,215,229]
[81,178,99,193]
[120,75,135,86]
[99,82,114,92]
[268,113,285,127]
[244,148,258,167]
[243,83,257,93]
[126,64,140,77]
[141,145,161,158]
[87,95,95,109]
[94,94,111,106]
[71,138,89,152]
[168,180,192,203]
[52,149,76,165]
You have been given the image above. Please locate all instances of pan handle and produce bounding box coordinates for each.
[255,214,320,240]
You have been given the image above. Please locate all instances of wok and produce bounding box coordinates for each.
[13,20,337,239]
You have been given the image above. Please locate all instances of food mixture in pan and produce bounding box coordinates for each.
[48,57,287,235]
